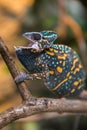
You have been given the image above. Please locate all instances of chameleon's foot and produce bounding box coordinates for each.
[15,71,29,83]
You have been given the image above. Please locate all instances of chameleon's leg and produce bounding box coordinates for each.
[15,66,49,83]
[15,71,42,83]
[15,71,29,83]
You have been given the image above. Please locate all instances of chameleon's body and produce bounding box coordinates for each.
[15,31,86,98]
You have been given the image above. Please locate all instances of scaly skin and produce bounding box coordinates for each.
[15,31,86,98]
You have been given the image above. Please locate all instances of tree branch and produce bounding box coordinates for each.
[0,97,87,129]
[0,38,87,129]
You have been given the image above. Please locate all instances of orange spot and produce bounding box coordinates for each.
[49,70,54,75]
[49,48,53,51]
[73,68,80,74]
[54,49,58,53]
[58,54,67,60]
[46,50,54,56]
[71,89,76,93]
[78,85,83,90]
[57,66,63,73]
[79,64,82,69]
[71,59,78,70]
[74,81,79,86]
[42,64,45,67]
[69,76,72,79]
[63,61,66,66]
[67,72,70,77]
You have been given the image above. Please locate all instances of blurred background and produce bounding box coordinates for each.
[0,0,87,130]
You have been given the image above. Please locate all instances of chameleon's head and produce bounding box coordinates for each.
[22,31,58,52]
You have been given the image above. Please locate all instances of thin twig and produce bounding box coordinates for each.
[0,38,32,100]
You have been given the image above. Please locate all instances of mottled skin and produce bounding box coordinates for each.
[15,31,86,98]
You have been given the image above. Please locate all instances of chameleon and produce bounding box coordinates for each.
[14,31,86,98]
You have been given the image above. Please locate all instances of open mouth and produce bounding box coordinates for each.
[14,32,42,51]
[21,32,42,51]
[14,42,39,51]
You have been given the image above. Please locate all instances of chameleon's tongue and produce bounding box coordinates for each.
[28,42,40,50]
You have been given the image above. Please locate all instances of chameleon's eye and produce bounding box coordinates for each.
[23,32,42,42]
[31,33,41,41]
